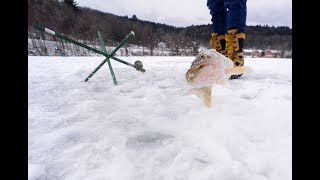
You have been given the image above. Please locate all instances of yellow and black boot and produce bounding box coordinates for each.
[210,32,226,55]
[226,29,246,79]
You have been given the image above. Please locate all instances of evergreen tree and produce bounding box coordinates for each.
[64,0,80,12]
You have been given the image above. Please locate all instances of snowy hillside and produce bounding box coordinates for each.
[28,56,292,180]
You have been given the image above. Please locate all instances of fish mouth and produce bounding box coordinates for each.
[186,63,209,83]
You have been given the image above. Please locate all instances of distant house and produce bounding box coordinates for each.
[264,49,274,57]
[243,49,262,57]
[252,50,262,57]
[243,49,288,58]
[243,49,252,56]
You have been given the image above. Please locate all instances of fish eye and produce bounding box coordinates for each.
[197,54,211,59]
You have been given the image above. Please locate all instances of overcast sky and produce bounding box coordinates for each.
[75,0,292,28]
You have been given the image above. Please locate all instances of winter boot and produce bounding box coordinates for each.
[226,29,245,79]
[210,32,226,55]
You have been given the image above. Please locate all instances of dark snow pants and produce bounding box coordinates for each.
[207,0,247,34]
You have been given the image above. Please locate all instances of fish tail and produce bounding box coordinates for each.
[190,86,212,107]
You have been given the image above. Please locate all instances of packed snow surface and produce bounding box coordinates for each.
[28,56,292,180]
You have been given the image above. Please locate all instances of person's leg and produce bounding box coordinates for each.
[224,0,247,79]
[225,0,247,33]
[207,0,227,55]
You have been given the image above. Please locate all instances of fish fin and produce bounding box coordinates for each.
[191,86,212,107]
[226,66,253,76]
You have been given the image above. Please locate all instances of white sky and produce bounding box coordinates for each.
[75,0,292,27]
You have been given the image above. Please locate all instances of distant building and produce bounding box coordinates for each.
[244,49,285,58]
[243,49,252,56]
[264,49,274,57]
[243,49,262,57]
[252,50,262,57]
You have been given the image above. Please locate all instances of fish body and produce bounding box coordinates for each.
[186,49,252,107]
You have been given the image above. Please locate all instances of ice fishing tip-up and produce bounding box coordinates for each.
[33,24,145,85]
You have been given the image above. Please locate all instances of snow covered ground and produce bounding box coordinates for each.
[28,55,292,180]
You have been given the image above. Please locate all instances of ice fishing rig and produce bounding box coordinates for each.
[33,24,145,85]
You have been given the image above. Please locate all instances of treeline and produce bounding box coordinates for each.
[28,0,292,56]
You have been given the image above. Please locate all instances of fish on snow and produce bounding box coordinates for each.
[185,49,253,107]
